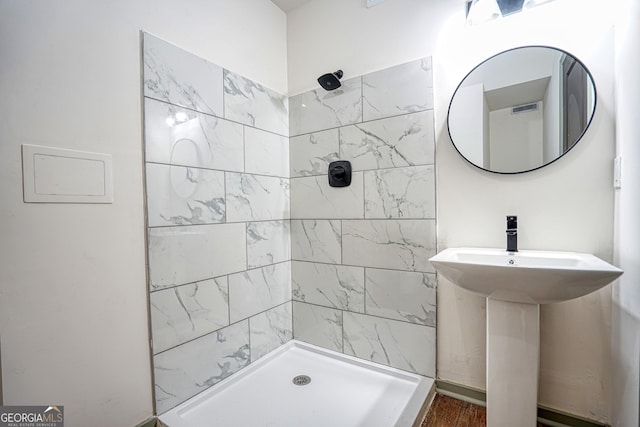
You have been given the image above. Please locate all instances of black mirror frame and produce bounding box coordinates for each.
[446,45,597,175]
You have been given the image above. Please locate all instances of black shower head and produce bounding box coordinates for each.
[317,70,343,91]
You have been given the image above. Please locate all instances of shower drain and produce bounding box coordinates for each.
[292,375,311,386]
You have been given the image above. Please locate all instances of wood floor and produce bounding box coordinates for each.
[421,395,547,427]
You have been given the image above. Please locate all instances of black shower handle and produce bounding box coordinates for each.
[328,160,352,188]
[331,166,346,179]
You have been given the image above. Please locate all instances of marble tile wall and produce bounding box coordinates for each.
[142,32,437,412]
[289,57,437,378]
[143,33,292,413]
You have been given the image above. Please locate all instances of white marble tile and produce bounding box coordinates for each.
[365,269,436,327]
[364,165,435,219]
[339,111,434,171]
[292,302,343,353]
[146,163,225,227]
[246,220,291,269]
[343,312,435,377]
[223,70,288,136]
[290,129,339,177]
[143,33,223,117]
[249,303,293,362]
[342,220,436,272]
[289,77,362,136]
[144,98,243,172]
[362,57,433,121]
[154,321,250,413]
[292,261,364,313]
[244,127,289,178]
[150,277,229,354]
[290,173,364,219]
[148,224,246,290]
[228,262,292,323]
[291,220,341,264]
[226,173,290,222]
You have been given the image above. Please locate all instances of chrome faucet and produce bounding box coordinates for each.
[506,216,518,252]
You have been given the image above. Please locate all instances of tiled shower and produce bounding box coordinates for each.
[143,33,437,413]
[288,61,437,376]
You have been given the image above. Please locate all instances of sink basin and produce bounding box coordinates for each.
[429,247,623,304]
[430,247,623,426]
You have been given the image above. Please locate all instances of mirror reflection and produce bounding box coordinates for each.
[447,46,596,174]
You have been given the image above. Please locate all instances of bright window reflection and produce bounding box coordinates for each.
[466,0,559,25]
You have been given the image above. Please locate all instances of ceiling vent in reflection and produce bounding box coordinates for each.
[511,102,539,114]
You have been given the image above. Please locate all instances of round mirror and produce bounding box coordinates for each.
[447,46,596,174]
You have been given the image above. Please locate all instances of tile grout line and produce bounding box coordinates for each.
[226,276,231,330]
[144,95,289,139]
[223,171,228,223]
[149,259,292,294]
[360,75,364,124]
[363,267,368,315]
[145,160,291,180]
[154,300,291,357]
[242,124,246,173]
[291,162,436,179]
[288,108,434,138]
[245,222,250,286]
[341,308,345,353]
[149,218,299,229]
[340,219,343,265]
[290,258,436,276]
[290,299,436,329]
[247,314,253,363]
[290,300,295,341]
[362,167,366,218]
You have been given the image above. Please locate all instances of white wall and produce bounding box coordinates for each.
[483,93,490,166]
[612,0,640,425]
[288,0,617,422]
[435,2,615,421]
[0,1,286,426]
[489,106,543,172]
[449,83,486,167]
[286,0,459,95]
[543,59,561,163]
[462,47,556,91]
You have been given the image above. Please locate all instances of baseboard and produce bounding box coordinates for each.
[436,379,487,407]
[536,405,608,427]
[435,380,607,427]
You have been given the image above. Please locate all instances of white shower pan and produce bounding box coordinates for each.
[159,340,434,427]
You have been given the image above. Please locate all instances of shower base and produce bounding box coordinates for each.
[159,340,434,427]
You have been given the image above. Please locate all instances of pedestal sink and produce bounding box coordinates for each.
[429,248,623,427]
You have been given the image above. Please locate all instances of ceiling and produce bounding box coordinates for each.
[484,77,551,111]
[270,0,315,12]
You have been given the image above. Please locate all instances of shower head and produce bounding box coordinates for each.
[317,70,343,91]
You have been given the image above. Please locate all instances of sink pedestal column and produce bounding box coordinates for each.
[486,298,540,427]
